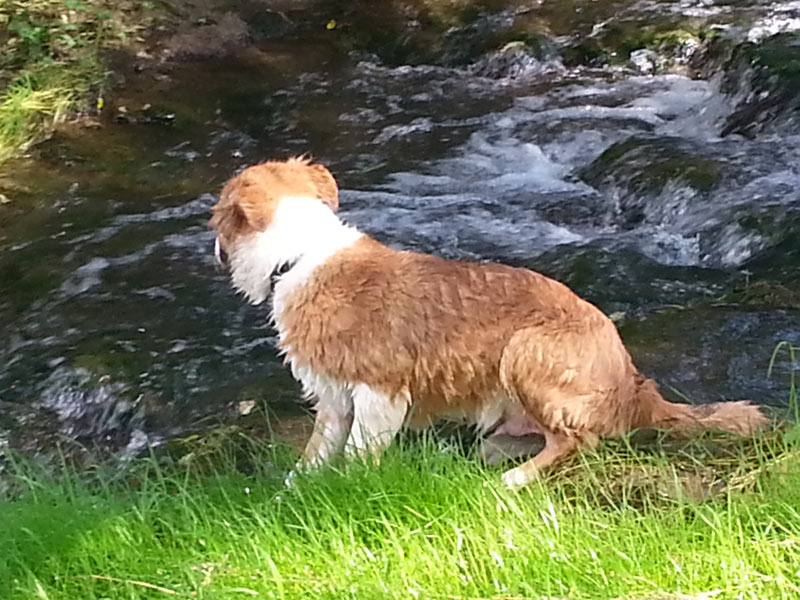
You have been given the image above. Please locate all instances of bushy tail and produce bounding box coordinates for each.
[632,374,769,435]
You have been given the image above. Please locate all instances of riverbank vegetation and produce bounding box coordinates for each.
[2,375,798,600]
[0,1,158,164]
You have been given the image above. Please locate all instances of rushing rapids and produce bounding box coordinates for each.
[0,0,798,464]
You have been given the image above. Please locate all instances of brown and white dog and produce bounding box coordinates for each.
[210,157,768,489]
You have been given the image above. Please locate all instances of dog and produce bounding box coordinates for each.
[209,157,768,489]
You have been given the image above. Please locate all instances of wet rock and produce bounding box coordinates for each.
[433,9,558,69]
[581,136,725,229]
[14,363,206,461]
[269,2,559,69]
[160,12,250,61]
[237,4,297,42]
[716,33,800,137]
[113,104,177,126]
[719,281,800,311]
[31,367,139,445]
[577,131,796,268]
[530,243,726,316]
[586,137,723,195]
[468,39,563,78]
[630,48,663,74]
[741,224,800,292]
[434,9,520,66]
[620,307,800,408]
[564,21,705,72]
[701,207,800,270]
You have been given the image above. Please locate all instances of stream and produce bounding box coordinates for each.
[0,0,799,465]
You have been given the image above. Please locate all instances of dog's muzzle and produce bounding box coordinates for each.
[214,237,228,267]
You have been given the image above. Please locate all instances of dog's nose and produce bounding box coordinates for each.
[214,237,228,266]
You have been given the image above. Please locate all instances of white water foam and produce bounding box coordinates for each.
[341,69,797,269]
[748,1,800,42]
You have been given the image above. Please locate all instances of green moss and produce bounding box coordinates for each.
[582,137,723,196]
[593,137,644,166]
[71,344,150,384]
[720,281,800,309]
[564,19,707,68]
[737,213,792,242]
[632,156,721,194]
[651,28,701,47]
[748,38,800,77]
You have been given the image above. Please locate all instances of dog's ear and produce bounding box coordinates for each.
[219,170,278,232]
[210,171,275,235]
[234,186,274,231]
[309,163,339,212]
[209,194,250,237]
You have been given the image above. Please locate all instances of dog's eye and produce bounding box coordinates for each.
[215,238,229,265]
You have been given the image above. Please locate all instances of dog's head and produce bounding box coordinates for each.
[209,157,339,303]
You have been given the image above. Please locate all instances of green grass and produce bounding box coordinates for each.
[0,0,156,163]
[0,60,99,163]
[4,343,799,599]
[2,425,800,600]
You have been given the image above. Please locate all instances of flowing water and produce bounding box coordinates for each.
[1,0,799,463]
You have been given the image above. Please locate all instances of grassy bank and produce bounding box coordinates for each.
[0,1,157,164]
[2,421,800,600]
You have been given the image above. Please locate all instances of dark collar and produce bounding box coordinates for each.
[270,259,299,290]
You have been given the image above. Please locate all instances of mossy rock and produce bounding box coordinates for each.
[718,32,800,137]
[436,17,556,68]
[696,209,800,281]
[580,136,725,228]
[283,0,492,66]
[719,281,800,310]
[0,259,61,316]
[642,155,722,194]
[584,137,723,194]
[737,210,800,249]
[740,217,800,291]
[563,19,707,69]
[72,349,150,385]
[288,0,558,67]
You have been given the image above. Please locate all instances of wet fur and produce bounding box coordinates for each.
[210,158,769,488]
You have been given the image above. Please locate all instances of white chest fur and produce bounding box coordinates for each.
[228,195,362,309]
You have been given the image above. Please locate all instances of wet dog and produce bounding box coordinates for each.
[209,157,768,488]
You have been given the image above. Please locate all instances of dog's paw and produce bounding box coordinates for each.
[501,466,533,490]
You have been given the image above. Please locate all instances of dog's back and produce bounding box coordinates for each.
[211,159,768,489]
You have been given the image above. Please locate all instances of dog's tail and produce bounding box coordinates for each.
[632,373,769,435]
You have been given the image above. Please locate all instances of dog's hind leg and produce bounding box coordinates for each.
[345,384,409,463]
[496,321,630,489]
[500,429,579,489]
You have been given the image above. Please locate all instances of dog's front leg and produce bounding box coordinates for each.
[345,384,409,463]
[286,385,353,486]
